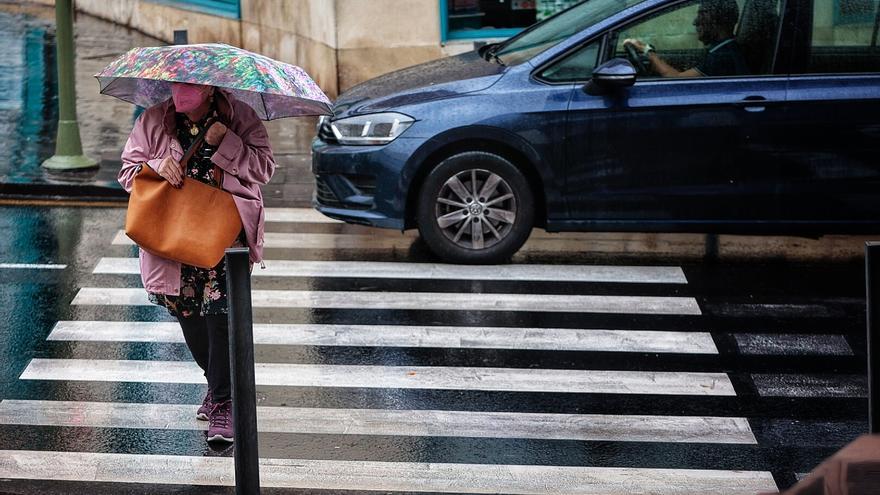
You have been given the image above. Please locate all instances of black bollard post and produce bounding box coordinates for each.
[225,247,261,494]
[865,242,880,434]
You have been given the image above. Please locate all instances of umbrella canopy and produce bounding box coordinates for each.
[95,43,331,120]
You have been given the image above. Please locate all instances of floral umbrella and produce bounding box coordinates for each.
[95,43,331,120]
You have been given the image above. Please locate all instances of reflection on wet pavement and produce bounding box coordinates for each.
[0,204,871,494]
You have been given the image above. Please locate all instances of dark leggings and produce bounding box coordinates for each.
[177,314,231,402]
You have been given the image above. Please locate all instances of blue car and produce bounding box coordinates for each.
[312,0,880,263]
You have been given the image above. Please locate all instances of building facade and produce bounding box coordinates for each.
[36,0,869,98]
[34,0,580,97]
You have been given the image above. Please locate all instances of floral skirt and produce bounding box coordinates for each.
[149,236,246,318]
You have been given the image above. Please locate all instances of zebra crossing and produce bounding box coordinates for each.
[0,207,868,493]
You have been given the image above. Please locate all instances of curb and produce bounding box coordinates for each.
[0,158,128,202]
[0,182,128,201]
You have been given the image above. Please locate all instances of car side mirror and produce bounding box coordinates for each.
[584,58,637,95]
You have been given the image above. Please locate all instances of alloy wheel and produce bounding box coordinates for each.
[433,168,517,250]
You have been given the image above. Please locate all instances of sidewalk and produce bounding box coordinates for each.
[0,2,317,206]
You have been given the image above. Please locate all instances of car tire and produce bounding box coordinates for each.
[416,151,534,264]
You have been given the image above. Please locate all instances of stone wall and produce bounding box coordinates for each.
[335,0,443,91]
[34,0,450,98]
[240,0,339,96]
[32,0,241,45]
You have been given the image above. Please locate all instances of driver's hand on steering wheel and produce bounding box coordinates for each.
[623,38,648,54]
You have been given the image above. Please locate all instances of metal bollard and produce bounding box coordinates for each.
[865,242,880,434]
[225,247,261,494]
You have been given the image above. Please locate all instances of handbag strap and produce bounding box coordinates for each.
[179,116,217,168]
[179,115,225,189]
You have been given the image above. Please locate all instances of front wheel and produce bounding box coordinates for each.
[416,152,534,264]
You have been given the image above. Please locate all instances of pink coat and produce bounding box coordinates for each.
[119,90,275,295]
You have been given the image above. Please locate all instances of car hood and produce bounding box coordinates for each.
[333,51,506,117]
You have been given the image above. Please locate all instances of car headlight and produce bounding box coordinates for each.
[329,112,415,145]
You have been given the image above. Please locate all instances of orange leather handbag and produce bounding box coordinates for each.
[125,121,242,269]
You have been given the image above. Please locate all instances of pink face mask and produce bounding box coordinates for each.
[171,84,210,112]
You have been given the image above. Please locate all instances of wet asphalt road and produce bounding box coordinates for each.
[0,204,870,494]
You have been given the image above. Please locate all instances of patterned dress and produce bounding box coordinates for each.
[149,108,245,318]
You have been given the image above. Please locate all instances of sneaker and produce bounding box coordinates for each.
[207,399,233,443]
[196,390,213,421]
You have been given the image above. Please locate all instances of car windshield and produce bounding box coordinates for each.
[494,0,646,66]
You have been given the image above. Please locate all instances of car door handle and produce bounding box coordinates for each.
[732,96,772,112]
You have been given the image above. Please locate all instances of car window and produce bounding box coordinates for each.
[539,40,602,81]
[802,0,880,74]
[609,0,781,78]
[494,0,645,66]
[616,2,705,54]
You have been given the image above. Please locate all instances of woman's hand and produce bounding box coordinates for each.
[205,122,228,146]
[157,156,184,188]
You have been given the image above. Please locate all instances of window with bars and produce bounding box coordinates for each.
[806,0,879,73]
[153,0,240,19]
[440,0,581,42]
[835,0,879,24]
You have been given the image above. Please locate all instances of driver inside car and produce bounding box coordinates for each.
[623,0,750,77]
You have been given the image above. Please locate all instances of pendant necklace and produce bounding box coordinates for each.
[185,118,199,136]
[183,102,215,137]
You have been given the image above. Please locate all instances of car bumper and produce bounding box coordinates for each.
[311,137,423,230]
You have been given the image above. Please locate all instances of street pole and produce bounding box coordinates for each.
[225,248,261,494]
[42,0,96,171]
[865,242,879,434]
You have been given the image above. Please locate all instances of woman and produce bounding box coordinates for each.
[118,82,275,443]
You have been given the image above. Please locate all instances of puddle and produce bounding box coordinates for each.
[0,3,317,185]
[0,8,56,180]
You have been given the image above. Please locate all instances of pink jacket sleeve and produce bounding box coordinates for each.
[210,103,276,186]
[119,110,164,193]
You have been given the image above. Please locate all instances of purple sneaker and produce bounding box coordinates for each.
[196,390,213,421]
[207,399,233,443]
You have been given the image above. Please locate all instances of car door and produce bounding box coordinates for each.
[556,0,789,227]
[776,0,880,228]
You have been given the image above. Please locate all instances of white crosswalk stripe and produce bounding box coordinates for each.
[732,333,853,356]
[0,263,67,269]
[751,373,868,398]
[20,359,736,395]
[0,450,778,494]
[0,400,757,444]
[111,229,694,253]
[47,321,719,354]
[71,287,703,314]
[265,207,343,223]
[93,257,689,284]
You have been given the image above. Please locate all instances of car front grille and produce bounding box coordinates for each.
[315,175,342,207]
[314,174,376,211]
[347,174,376,197]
